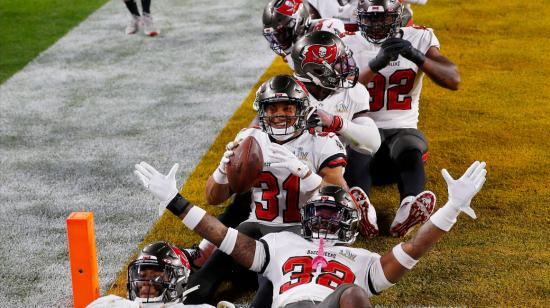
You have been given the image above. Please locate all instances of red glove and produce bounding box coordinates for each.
[306,108,344,133]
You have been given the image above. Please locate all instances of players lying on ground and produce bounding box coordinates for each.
[337,0,461,236]
[134,159,487,308]
[173,75,349,306]
[262,0,346,67]
[289,30,382,238]
[186,31,385,275]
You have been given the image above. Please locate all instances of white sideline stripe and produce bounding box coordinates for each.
[0,0,273,306]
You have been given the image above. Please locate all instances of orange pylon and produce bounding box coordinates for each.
[67,212,100,308]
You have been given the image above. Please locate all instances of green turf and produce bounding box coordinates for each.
[0,0,109,84]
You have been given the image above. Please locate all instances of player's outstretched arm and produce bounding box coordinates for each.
[379,161,487,283]
[134,161,259,269]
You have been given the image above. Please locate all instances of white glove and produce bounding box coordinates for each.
[266,143,310,178]
[430,161,486,231]
[441,161,487,219]
[212,140,240,184]
[134,162,179,215]
[218,140,240,174]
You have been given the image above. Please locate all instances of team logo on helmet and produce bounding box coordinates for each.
[301,44,337,67]
[276,0,302,16]
[172,246,191,269]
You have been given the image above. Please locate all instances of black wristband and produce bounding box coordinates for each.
[166,193,191,216]
[407,48,426,66]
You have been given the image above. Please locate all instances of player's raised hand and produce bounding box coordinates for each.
[134,161,179,204]
[266,143,311,178]
[441,161,487,219]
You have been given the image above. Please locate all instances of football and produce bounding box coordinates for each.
[227,136,264,194]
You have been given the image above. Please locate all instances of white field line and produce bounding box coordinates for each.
[0,0,273,305]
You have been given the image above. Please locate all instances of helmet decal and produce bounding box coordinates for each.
[171,246,191,270]
[276,0,302,16]
[301,44,338,67]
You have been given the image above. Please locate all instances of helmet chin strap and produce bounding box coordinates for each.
[305,72,338,91]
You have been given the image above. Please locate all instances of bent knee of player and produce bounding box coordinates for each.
[339,285,372,308]
[389,135,427,162]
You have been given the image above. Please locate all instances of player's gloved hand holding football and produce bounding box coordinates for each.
[430,161,487,231]
[266,143,311,178]
[212,139,241,184]
[134,162,180,216]
[306,107,344,133]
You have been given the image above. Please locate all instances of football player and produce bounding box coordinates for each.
[173,75,348,306]
[123,0,159,36]
[262,0,346,68]
[186,30,383,270]
[87,241,193,307]
[306,0,426,31]
[340,0,460,237]
[290,30,381,238]
[135,158,487,308]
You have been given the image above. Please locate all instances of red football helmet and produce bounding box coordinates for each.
[263,0,310,56]
[253,74,311,141]
[127,241,191,304]
[291,31,358,90]
[301,185,360,244]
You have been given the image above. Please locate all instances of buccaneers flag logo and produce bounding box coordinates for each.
[301,44,338,67]
[276,0,302,16]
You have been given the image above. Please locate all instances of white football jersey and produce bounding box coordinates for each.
[307,0,359,31]
[236,128,346,226]
[308,83,371,147]
[284,18,346,69]
[260,232,385,308]
[342,27,440,129]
